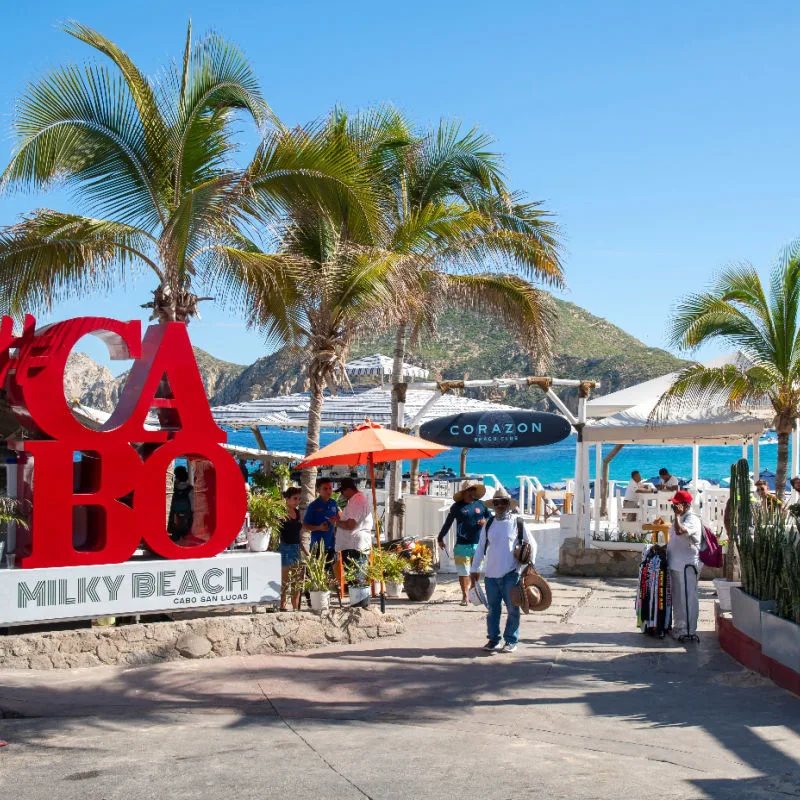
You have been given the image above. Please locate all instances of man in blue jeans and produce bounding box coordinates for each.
[470,486,537,653]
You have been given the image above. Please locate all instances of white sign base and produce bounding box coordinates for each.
[0,552,281,627]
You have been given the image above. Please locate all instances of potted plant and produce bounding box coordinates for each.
[403,542,437,602]
[303,542,332,613]
[369,550,405,598]
[0,495,29,566]
[246,489,287,552]
[381,551,406,598]
[343,557,371,608]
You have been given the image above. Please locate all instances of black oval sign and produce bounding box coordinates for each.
[420,410,572,449]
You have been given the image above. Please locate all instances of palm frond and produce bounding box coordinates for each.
[246,121,380,244]
[651,364,775,422]
[434,273,558,365]
[167,27,272,204]
[0,210,157,314]
[61,19,168,172]
[3,62,165,230]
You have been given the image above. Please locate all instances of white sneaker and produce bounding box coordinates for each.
[483,640,503,652]
[501,642,517,653]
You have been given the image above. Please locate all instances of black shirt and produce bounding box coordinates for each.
[279,509,302,545]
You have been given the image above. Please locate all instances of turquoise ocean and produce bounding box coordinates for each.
[227,427,786,488]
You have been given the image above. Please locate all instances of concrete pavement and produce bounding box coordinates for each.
[1,576,799,799]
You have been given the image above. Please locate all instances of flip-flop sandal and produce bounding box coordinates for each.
[459,599,468,606]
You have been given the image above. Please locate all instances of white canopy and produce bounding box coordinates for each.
[345,353,429,379]
[586,351,757,418]
[583,402,765,446]
[211,386,522,430]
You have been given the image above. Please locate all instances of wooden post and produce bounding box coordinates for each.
[460,448,468,476]
[600,444,624,516]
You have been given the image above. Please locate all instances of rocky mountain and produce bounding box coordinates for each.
[64,352,122,410]
[63,297,686,413]
[209,347,309,405]
[64,347,247,412]
[347,299,685,410]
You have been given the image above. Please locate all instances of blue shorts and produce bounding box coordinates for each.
[279,542,302,567]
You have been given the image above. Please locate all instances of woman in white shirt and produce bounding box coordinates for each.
[470,486,537,654]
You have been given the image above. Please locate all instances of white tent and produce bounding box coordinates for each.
[582,402,765,537]
[586,351,757,418]
[583,403,765,446]
[211,386,523,430]
[345,353,429,380]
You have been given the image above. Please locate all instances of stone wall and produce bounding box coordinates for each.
[0,607,404,670]
[558,538,724,579]
[558,538,641,577]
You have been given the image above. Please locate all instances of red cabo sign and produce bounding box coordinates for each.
[1,316,247,569]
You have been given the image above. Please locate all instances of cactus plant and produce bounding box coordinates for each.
[726,458,752,581]
[777,529,800,624]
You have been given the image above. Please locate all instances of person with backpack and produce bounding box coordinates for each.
[667,490,701,641]
[168,466,194,543]
[469,485,537,653]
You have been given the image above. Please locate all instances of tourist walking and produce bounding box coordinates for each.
[470,486,537,653]
[438,478,491,605]
[335,477,374,577]
[303,478,340,569]
[279,487,303,610]
[667,490,701,641]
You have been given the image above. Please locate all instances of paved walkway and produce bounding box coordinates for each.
[1,576,799,799]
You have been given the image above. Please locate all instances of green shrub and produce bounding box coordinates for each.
[303,542,332,592]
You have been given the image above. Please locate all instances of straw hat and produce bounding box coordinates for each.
[511,568,553,613]
[453,478,486,503]
[523,568,553,611]
[487,485,518,512]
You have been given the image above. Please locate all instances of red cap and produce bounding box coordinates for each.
[669,490,693,505]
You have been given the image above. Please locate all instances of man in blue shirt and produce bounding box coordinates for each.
[303,478,340,566]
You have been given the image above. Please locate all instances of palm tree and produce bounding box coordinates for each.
[211,111,408,505]
[655,244,800,499]
[376,116,564,533]
[0,22,369,326]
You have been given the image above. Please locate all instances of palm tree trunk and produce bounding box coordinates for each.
[775,422,792,503]
[301,369,324,516]
[387,322,408,539]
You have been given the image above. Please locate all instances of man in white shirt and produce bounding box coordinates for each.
[470,486,537,654]
[667,490,702,641]
[658,468,680,493]
[335,478,374,576]
[624,470,654,520]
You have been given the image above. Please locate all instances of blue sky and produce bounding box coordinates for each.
[2,1,800,373]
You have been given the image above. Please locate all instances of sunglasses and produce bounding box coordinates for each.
[494,499,510,505]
